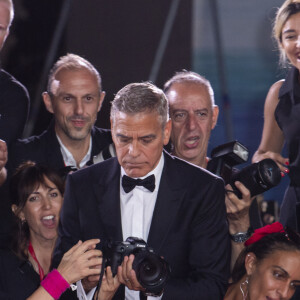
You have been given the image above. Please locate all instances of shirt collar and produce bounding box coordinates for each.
[56,134,92,169]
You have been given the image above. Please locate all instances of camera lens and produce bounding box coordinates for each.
[257,158,281,188]
[230,158,281,198]
[133,251,170,294]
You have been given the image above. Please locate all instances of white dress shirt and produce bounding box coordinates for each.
[77,154,164,300]
[56,134,92,168]
[121,154,164,300]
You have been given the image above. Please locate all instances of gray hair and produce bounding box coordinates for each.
[111,82,169,128]
[163,70,215,107]
[47,53,102,95]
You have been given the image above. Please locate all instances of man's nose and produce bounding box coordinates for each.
[186,114,197,130]
[128,141,140,157]
[74,99,84,115]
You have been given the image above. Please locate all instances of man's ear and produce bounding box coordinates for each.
[163,119,172,145]
[245,252,257,276]
[42,92,54,114]
[211,105,219,130]
[97,91,106,112]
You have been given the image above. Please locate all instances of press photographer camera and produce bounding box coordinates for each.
[102,236,170,296]
[207,141,282,198]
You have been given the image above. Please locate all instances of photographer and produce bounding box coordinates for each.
[164,71,262,269]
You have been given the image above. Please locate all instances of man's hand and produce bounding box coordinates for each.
[96,266,120,300]
[225,181,253,235]
[117,255,145,292]
[225,181,256,270]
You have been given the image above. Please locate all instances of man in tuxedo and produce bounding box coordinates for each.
[54,82,230,299]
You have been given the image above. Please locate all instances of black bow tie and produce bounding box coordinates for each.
[122,174,155,193]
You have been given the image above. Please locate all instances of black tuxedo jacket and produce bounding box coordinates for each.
[54,151,230,299]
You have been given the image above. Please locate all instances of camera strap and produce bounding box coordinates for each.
[95,254,106,299]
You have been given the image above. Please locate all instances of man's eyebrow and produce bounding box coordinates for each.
[82,93,98,97]
[195,108,209,113]
[139,134,156,139]
[57,92,74,97]
[195,108,208,111]
[116,133,131,139]
[172,109,187,112]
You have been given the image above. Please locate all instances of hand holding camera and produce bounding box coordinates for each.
[102,237,170,296]
[225,181,252,235]
[117,254,145,291]
[207,141,282,199]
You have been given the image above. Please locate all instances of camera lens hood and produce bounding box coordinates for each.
[133,251,170,295]
[230,158,281,198]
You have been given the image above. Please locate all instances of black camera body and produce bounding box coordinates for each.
[102,237,170,296]
[207,141,282,198]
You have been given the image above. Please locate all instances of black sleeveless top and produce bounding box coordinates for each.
[275,67,300,186]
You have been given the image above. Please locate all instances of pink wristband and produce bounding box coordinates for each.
[41,269,70,299]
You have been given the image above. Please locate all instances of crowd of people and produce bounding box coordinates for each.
[1,0,300,299]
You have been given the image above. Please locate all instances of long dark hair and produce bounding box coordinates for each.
[232,228,300,283]
[9,161,64,260]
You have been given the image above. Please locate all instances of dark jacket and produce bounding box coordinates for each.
[54,151,231,300]
[0,69,30,148]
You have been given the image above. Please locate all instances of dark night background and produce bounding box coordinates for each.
[2,0,191,135]
[1,0,289,208]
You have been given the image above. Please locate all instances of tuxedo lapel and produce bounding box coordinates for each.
[93,159,123,242]
[147,152,186,252]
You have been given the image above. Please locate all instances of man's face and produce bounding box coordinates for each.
[111,111,171,178]
[166,82,218,167]
[0,2,10,50]
[43,68,104,145]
